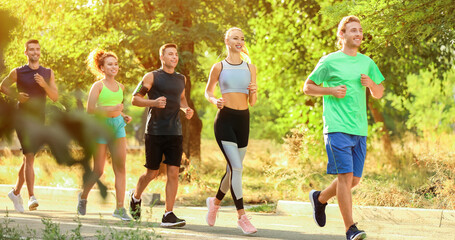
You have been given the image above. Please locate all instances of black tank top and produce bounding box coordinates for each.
[146,69,185,135]
[16,65,51,122]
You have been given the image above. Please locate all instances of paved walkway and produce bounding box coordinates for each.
[1,186,454,239]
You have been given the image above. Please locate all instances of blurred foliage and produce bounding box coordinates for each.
[387,68,455,136]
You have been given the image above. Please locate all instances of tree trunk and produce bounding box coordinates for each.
[367,93,394,157]
[135,108,148,145]
[178,9,203,164]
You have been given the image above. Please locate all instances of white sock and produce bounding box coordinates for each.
[164,211,172,217]
[132,195,141,203]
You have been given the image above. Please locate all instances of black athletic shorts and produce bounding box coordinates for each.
[16,126,44,154]
[144,134,183,170]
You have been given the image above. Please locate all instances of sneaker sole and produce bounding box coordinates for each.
[29,202,39,211]
[237,225,257,235]
[112,214,132,221]
[309,190,323,227]
[352,232,367,240]
[161,221,186,228]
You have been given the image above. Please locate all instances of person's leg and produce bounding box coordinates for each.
[134,169,159,199]
[311,133,355,227]
[165,165,179,212]
[319,176,360,204]
[214,165,231,205]
[81,144,107,199]
[337,172,354,231]
[110,137,127,209]
[13,156,26,195]
[23,153,35,198]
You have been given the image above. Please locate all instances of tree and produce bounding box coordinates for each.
[1,0,253,163]
[247,0,337,140]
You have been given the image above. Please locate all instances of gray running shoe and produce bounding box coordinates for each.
[113,207,132,221]
[8,189,24,213]
[77,192,87,215]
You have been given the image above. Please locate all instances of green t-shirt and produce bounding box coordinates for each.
[308,51,384,136]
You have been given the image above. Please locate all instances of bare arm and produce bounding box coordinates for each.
[34,70,58,102]
[205,62,225,109]
[248,64,257,106]
[303,79,346,98]
[1,69,17,96]
[361,74,384,99]
[87,81,102,114]
[0,69,31,103]
[131,72,166,108]
[180,76,194,119]
[117,83,132,123]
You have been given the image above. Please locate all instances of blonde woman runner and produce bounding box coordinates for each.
[205,27,258,234]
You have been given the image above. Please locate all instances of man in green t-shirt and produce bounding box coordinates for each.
[303,16,385,240]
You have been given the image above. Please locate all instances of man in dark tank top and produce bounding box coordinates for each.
[129,43,194,227]
[0,39,58,213]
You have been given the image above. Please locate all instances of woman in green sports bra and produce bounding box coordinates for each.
[77,48,133,221]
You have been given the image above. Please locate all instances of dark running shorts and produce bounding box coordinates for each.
[144,134,183,170]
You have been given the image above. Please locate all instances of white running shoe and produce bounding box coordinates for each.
[28,196,39,211]
[7,189,24,213]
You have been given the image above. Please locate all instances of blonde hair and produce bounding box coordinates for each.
[337,15,361,49]
[86,48,118,79]
[225,27,251,63]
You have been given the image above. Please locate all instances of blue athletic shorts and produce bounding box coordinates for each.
[324,132,367,177]
[97,115,126,144]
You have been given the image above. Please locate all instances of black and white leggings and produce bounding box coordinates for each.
[214,107,249,210]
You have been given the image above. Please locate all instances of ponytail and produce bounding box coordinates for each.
[240,45,251,64]
[86,48,118,79]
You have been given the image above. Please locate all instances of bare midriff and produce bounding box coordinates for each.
[222,92,249,110]
[106,111,122,118]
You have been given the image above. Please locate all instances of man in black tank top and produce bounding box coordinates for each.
[129,43,194,227]
[0,39,58,213]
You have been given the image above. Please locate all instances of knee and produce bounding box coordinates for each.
[351,177,361,188]
[232,167,243,174]
[167,170,179,181]
[144,170,158,181]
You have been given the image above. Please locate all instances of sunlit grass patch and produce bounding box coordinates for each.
[247,203,277,213]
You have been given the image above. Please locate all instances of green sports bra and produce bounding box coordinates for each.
[97,81,123,107]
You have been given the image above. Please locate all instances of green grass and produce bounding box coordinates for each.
[247,203,277,213]
[0,211,162,240]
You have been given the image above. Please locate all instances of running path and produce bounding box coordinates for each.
[1,187,454,239]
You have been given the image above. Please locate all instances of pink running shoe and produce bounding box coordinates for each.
[205,197,220,226]
[237,214,257,234]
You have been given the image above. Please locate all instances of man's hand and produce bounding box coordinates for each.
[18,92,30,103]
[34,73,48,88]
[330,85,347,98]
[361,74,374,88]
[154,96,166,108]
[184,107,194,119]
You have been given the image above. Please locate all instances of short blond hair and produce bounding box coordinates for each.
[159,43,178,57]
[337,15,361,49]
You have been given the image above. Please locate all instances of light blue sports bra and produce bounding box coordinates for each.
[219,60,251,94]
